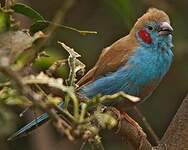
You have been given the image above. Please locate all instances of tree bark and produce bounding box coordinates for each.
[155,94,188,150]
[114,94,188,150]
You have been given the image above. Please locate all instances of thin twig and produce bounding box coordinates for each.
[37,0,75,49]
[86,91,140,109]
[80,140,88,150]
[134,106,160,145]
[68,56,76,87]
[19,106,31,117]
[79,103,87,123]
[37,20,97,36]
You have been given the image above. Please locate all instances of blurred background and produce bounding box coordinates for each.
[0,0,188,150]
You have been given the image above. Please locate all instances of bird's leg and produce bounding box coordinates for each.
[106,107,146,149]
[122,112,147,150]
[133,106,160,144]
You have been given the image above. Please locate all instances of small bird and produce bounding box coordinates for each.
[8,8,173,140]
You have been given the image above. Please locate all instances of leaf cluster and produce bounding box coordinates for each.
[0,1,139,148]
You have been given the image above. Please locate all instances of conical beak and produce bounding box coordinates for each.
[158,22,173,36]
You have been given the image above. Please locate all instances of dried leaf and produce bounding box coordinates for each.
[58,41,80,58]
[23,72,67,92]
[0,30,45,63]
[58,41,85,86]
[75,59,85,76]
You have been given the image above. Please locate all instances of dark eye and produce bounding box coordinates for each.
[148,25,153,31]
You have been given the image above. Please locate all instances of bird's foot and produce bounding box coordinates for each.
[106,107,146,149]
[122,112,146,150]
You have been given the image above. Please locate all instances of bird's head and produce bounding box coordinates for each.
[130,8,173,46]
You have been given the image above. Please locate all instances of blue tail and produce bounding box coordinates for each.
[8,103,65,141]
[8,112,49,141]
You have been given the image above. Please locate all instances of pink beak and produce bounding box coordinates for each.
[158,22,173,36]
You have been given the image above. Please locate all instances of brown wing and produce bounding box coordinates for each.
[77,35,139,87]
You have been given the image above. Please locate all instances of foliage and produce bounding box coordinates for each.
[0,1,139,149]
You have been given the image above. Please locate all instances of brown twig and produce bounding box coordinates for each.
[110,110,153,150]
[134,106,160,145]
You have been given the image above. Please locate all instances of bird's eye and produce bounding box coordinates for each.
[147,25,153,31]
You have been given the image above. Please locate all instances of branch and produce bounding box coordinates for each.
[114,94,188,150]
[155,94,188,150]
[111,110,153,150]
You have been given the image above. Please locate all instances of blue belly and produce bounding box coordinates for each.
[79,46,173,99]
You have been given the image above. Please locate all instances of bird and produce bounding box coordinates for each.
[8,8,173,141]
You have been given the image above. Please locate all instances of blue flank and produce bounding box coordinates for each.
[80,34,173,98]
[8,33,173,141]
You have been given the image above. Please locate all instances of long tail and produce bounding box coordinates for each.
[8,112,49,141]
[8,103,64,141]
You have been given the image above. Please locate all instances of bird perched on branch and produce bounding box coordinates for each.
[8,8,173,140]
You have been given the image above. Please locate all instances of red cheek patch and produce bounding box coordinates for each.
[138,29,152,44]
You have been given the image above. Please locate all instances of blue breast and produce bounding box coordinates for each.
[79,41,173,99]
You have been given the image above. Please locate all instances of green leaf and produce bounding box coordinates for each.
[30,20,49,34]
[0,9,10,32]
[11,3,44,22]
